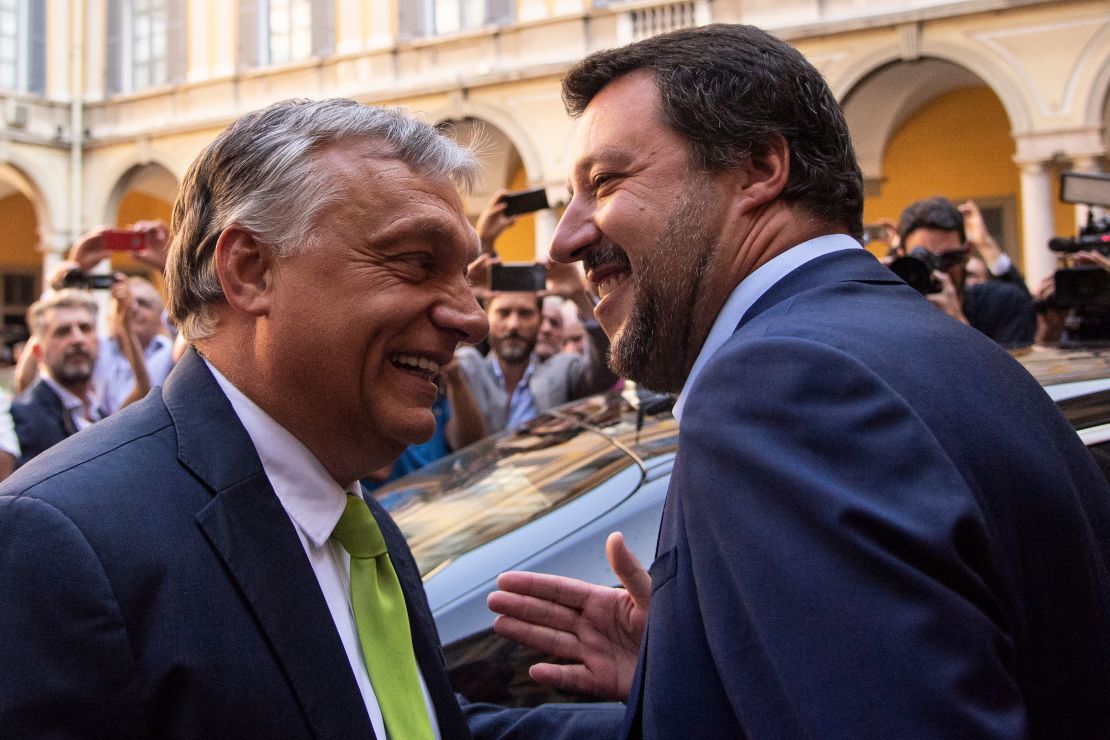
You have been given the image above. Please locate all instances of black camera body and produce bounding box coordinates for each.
[60,268,116,290]
[1047,217,1110,255]
[888,247,947,295]
[1046,172,1110,325]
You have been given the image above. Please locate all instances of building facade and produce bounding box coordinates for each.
[0,0,1107,343]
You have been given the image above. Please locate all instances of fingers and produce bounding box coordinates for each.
[493,570,597,611]
[491,613,583,662]
[529,662,608,696]
[606,532,651,605]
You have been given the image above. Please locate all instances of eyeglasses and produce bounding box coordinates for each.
[935,248,971,270]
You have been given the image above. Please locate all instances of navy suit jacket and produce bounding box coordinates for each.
[11,378,79,466]
[622,249,1110,737]
[0,350,620,738]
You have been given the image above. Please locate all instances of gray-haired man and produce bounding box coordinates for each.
[0,98,619,738]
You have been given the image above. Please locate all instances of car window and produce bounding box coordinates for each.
[374,393,675,577]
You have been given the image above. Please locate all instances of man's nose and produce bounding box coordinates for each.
[549,196,600,265]
[433,284,489,346]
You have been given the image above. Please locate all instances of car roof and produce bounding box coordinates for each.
[373,389,678,578]
[1012,344,1110,400]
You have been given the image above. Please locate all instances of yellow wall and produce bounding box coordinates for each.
[112,191,173,284]
[0,195,44,268]
[495,161,538,262]
[863,86,1078,267]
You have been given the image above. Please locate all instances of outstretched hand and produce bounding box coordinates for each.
[487,532,650,701]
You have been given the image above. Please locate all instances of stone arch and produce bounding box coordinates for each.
[100,160,180,227]
[838,47,1027,189]
[0,160,53,246]
[428,99,545,189]
[0,160,55,345]
[1088,51,1110,138]
[432,112,547,261]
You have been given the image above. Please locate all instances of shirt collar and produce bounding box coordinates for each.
[673,235,862,422]
[40,372,101,416]
[204,359,352,548]
[490,353,537,387]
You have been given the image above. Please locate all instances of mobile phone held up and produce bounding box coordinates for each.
[490,263,546,292]
[102,228,146,251]
[498,187,550,217]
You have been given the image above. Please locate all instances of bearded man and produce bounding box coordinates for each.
[12,290,107,465]
[488,24,1110,737]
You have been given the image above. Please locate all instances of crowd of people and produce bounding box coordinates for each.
[2,192,1094,485]
[1,21,1109,739]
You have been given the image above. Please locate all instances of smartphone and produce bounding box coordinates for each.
[499,187,550,217]
[102,228,146,251]
[490,263,546,292]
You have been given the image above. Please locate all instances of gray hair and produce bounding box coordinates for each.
[166,98,479,341]
[28,289,98,338]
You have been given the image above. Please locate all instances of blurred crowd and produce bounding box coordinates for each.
[2,189,1105,485]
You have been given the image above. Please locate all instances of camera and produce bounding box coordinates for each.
[888,245,972,295]
[1049,172,1110,308]
[60,268,116,290]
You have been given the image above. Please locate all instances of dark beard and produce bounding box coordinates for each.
[609,187,720,394]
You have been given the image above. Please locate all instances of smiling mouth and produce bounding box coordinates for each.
[595,269,631,299]
[390,354,441,383]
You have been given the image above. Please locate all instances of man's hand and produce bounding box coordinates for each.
[67,226,113,271]
[131,219,171,272]
[1073,250,1110,272]
[108,275,134,336]
[958,200,1002,264]
[46,260,84,291]
[487,532,650,701]
[926,270,969,324]
[467,253,498,304]
[475,190,516,255]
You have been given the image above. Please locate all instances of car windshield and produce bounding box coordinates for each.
[373,391,678,577]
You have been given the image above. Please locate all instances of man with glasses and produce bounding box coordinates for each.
[897,196,1036,347]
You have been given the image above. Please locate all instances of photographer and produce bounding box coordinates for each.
[17,221,176,411]
[896,197,1036,347]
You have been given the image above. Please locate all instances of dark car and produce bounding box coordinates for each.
[373,345,1110,706]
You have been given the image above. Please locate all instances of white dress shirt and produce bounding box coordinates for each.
[40,373,105,431]
[206,360,441,740]
[94,333,176,414]
[674,235,863,422]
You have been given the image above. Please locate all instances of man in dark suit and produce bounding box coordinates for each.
[11,289,105,465]
[488,25,1110,736]
[0,99,619,738]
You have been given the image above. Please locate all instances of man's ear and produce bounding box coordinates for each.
[730,135,791,213]
[214,226,275,317]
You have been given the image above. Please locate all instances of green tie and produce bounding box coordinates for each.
[331,495,435,740]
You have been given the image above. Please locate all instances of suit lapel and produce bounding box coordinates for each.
[33,380,77,438]
[166,350,376,740]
